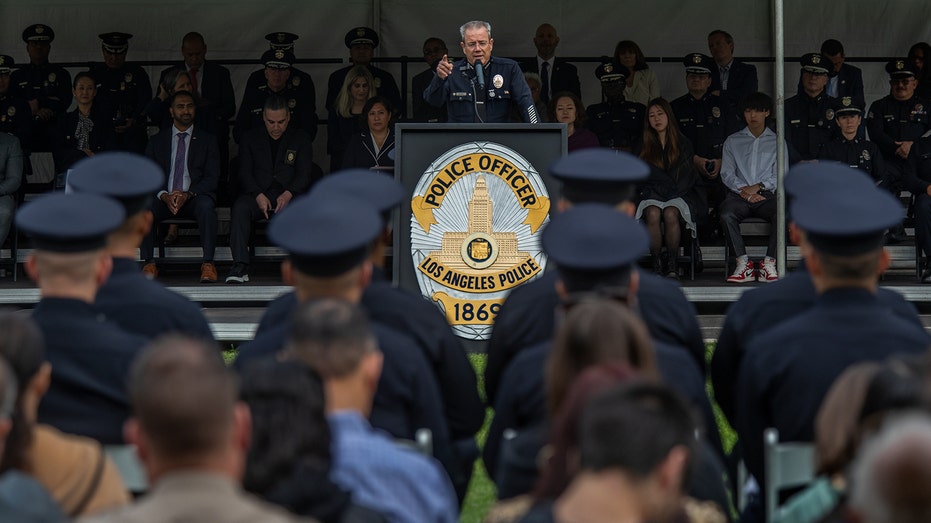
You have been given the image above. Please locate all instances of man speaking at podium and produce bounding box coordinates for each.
[425,21,539,124]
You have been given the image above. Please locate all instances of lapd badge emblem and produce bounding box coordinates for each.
[291,76,300,86]
[712,106,721,118]
[493,74,504,89]
[288,98,297,109]
[897,60,905,70]
[6,107,14,117]
[812,55,821,64]
[36,25,45,34]
[48,73,56,83]
[285,150,296,165]
[0,56,6,66]
[373,77,382,89]
[356,28,366,38]
[124,72,132,83]
[603,63,613,73]
[916,104,925,114]
[275,50,285,60]
[861,150,871,161]
[693,54,702,64]
[825,109,834,121]
[410,142,550,340]
[842,97,852,107]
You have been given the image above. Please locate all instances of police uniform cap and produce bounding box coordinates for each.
[550,149,649,204]
[67,152,165,216]
[17,193,125,253]
[789,163,903,255]
[268,192,382,277]
[595,61,629,83]
[683,53,714,75]
[0,56,13,76]
[22,24,55,43]
[345,27,379,49]
[265,32,299,50]
[800,53,830,74]
[312,169,403,224]
[99,32,133,54]
[262,49,294,69]
[542,203,649,273]
[886,58,919,78]
[833,96,863,117]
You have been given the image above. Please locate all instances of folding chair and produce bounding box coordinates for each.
[764,428,815,523]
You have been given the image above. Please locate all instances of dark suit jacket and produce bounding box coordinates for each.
[54,104,117,172]
[711,59,758,109]
[144,125,220,201]
[238,126,315,198]
[160,62,236,123]
[411,68,447,123]
[521,57,582,101]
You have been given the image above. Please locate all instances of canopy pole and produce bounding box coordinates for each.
[774,0,787,277]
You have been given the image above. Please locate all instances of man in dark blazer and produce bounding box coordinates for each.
[521,23,581,103]
[708,29,758,111]
[141,90,220,283]
[226,95,315,284]
[412,37,448,123]
[159,32,236,181]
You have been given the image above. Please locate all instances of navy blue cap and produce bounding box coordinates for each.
[550,149,649,205]
[99,32,132,54]
[313,169,403,224]
[22,24,54,43]
[595,60,629,82]
[683,53,714,74]
[800,53,830,74]
[834,96,863,116]
[789,163,903,255]
[0,56,13,75]
[17,193,125,252]
[262,49,294,69]
[886,58,919,78]
[67,152,165,216]
[345,27,379,48]
[542,204,649,272]
[265,32,299,50]
[268,191,382,276]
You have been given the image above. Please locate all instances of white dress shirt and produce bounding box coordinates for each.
[720,126,788,193]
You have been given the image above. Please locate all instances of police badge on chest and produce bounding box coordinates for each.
[285,150,297,166]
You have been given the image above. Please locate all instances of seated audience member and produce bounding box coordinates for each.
[411,37,448,123]
[326,27,401,117]
[226,95,315,284]
[284,299,458,523]
[613,40,660,106]
[233,49,316,145]
[54,72,115,172]
[67,152,215,340]
[908,42,931,100]
[586,62,645,152]
[785,53,836,163]
[88,32,151,154]
[707,30,758,111]
[241,360,386,522]
[11,25,73,152]
[341,96,395,172]
[328,65,375,172]
[549,91,598,152]
[813,39,864,104]
[849,415,931,523]
[18,192,148,444]
[636,97,702,279]
[0,311,129,517]
[142,90,220,283]
[0,355,66,521]
[0,133,21,253]
[523,377,708,523]
[522,23,582,103]
[719,91,787,283]
[81,336,307,523]
[735,163,930,509]
[514,72,548,123]
[142,67,192,129]
[818,97,884,182]
[0,55,33,148]
[904,129,931,282]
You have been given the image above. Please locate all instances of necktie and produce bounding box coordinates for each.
[720,65,730,90]
[189,67,199,95]
[172,132,188,192]
[541,61,550,103]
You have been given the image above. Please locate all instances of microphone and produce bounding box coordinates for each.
[475,61,486,90]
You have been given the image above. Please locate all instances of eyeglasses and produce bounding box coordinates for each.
[464,41,489,50]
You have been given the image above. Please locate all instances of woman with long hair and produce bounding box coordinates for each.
[328,65,376,171]
[549,92,599,152]
[613,40,660,106]
[636,98,702,279]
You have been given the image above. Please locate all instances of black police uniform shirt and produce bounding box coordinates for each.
[256,271,485,442]
[484,270,706,406]
[712,263,921,425]
[11,62,71,120]
[423,56,538,124]
[670,91,741,160]
[585,99,645,151]
[819,136,885,183]
[485,337,724,492]
[95,257,215,341]
[784,91,837,162]
[233,79,317,144]
[866,94,931,167]
[326,65,402,117]
[88,63,152,125]
[735,287,931,489]
[32,297,149,444]
[0,92,33,147]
